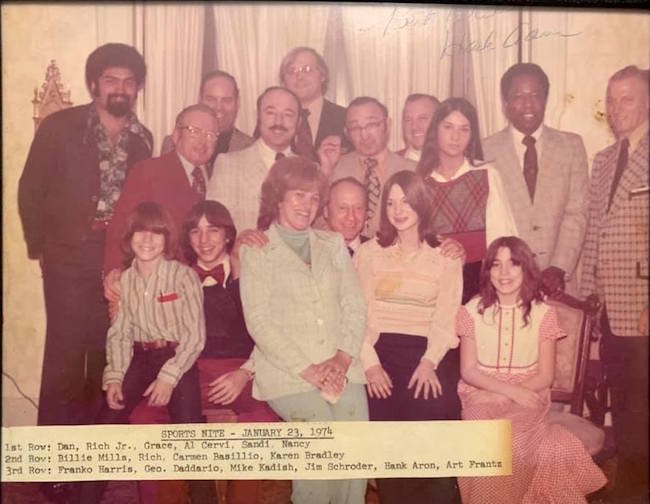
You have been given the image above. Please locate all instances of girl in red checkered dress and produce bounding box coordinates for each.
[456,236,606,504]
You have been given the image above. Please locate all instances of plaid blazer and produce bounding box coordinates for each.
[580,133,649,336]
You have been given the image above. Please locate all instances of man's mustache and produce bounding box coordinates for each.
[108,93,130,102]
[270,125,288,133]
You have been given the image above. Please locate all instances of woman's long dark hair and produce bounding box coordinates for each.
[376,170,439,248]
[416,97,484,178]
[477,236,543,326]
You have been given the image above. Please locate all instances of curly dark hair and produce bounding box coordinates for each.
[85,43,146,92]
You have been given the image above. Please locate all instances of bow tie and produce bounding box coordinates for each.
[193,263,225,286]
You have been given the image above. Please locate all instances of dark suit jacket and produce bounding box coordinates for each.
[104,151,201,273]
[315,99,353,152]
[18,104,153,260]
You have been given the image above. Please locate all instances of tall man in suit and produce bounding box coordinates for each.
[280,46,352,159]
[104,104,219,276]
[323,177,369,256]
[206,87,300,232]
[397,93,440,162]
[160,70,253,177]
[332,96,415,238]
[581,65,649,504]
[482,63,589,295]
[18,43,153,502]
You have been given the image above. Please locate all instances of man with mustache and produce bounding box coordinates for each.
[482,63,589,296]
[206,86,301,232]
[18,43,152,503]
[159,70,253,176]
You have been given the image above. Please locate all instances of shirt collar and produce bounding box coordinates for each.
[196,255,231,287]
[625,120,649,153]
[304,95,324,117]
[347,235,362,252]
[404,146,422,162]
[510,123,543,146]
[176,151,208,185]
[257,138,293,170]
[429,158,473,182]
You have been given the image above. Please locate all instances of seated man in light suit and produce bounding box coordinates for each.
[206,86,300,232]
[396,93,440,162]
[161,70,253,177]
[482,63,589,295]
[331,96,415,238]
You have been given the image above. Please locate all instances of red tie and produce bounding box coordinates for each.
[193,263,225,285]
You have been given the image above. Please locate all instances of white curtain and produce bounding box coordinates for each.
[212,4,331,137]
[525,9,571,130]
[135,4,204,154]
[467,7,520,138]
[338,5,453,151]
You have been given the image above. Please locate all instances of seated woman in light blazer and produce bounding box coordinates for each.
[239,156,368,504]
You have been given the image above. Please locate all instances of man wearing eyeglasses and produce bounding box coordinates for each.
[103,104,219,278]
[160,70,253,177]
[331,96,415,238]
[280,46,353,159]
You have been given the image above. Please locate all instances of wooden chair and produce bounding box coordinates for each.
[546,292,606,457]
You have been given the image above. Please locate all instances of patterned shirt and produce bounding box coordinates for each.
[103,259,205,388]
[355,238,463,369]
[456,298,565,374]
[86,105,152,220]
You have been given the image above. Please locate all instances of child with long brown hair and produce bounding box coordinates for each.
[456,236,606,503]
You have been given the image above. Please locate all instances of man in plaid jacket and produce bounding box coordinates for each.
[581,65,649,504]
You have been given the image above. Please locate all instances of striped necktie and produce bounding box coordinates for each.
[191,166,206,200]
[364,157,380,225]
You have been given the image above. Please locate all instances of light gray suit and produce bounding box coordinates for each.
[205,139,270,232]
[482,126,589,283]
[332,150,415,238]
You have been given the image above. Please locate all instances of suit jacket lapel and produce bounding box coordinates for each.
[535,127,559,209]
[497,129,534,219]
[309,230,328,279]
[609,134,650,215]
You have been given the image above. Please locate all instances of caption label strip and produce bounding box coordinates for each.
[2,420,511,481]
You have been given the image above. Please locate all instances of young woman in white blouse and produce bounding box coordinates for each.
[355,170,463,503]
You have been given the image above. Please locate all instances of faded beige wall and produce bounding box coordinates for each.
[2,5,649,426]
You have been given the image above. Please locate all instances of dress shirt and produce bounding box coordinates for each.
[347,235,362,255]
[511,125,544,173]
[103,259,205,388]
[259,139,293,170]
[404,146,422,162]
[177,152,208,186]
[355,238,462,370]
[305,95,324,144]
[628,121,649,154]
[457,298,565,374]
[429,159,519,245]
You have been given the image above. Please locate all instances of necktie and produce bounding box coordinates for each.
[294,108,318,161]
[191,166,206,200]
[607,137,630,212]
[275,151,286,162]
[522,135,538,201]
[364,157,380,225]
[193,263,225,286]
[347,246,355,257]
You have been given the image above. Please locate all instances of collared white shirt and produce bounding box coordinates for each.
[305,95,324,142]
[404,146,422,162]
[177,152,209,185]
[347,235,362,255]
[510,124,544,172]
[627,121,649,154]
[258,139,293,171]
